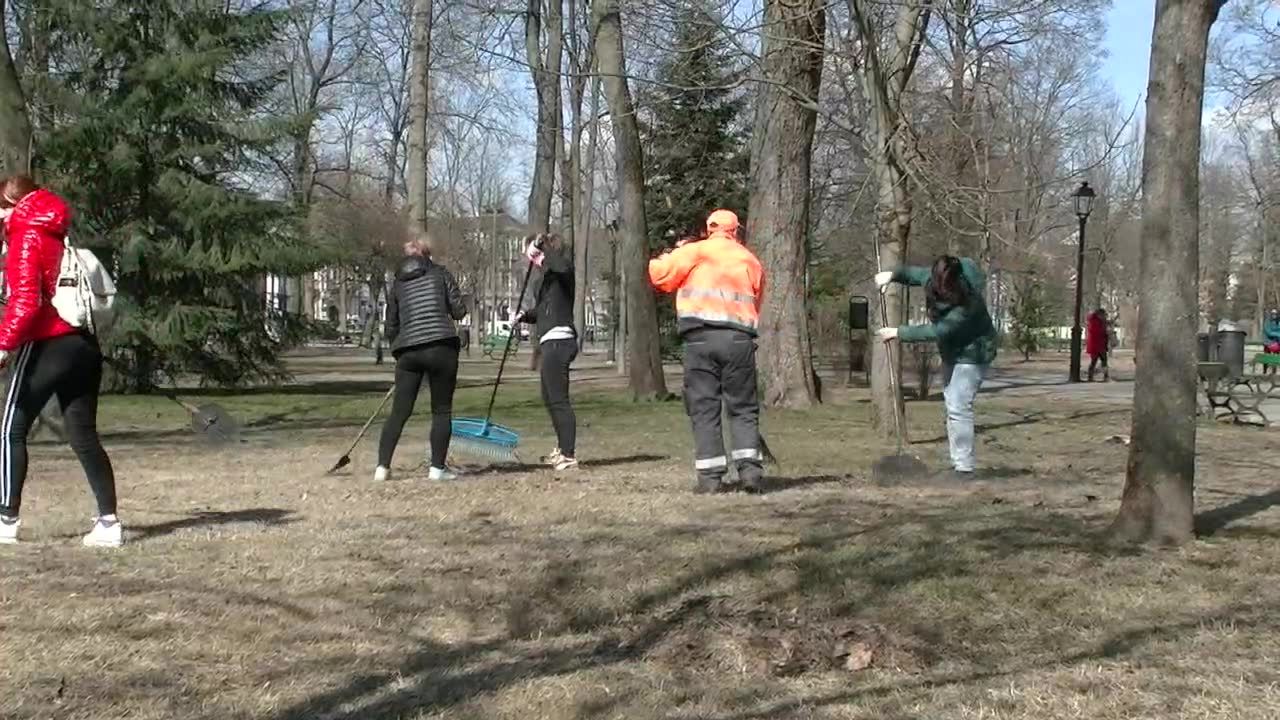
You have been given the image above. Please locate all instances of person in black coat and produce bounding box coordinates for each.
[513,233,578,471]
[376,235,467,482]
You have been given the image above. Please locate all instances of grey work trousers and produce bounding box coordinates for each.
[682,327,763,483]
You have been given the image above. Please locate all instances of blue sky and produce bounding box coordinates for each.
[1102,2,1156,108]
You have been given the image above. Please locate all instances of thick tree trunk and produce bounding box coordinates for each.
[0,1,33,175]
[593,0,666,399]
[747,0,824,409]
[1111,0,1222,546]
[406,0,434,233]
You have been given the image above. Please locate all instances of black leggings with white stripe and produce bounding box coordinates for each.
[0,332,116,518]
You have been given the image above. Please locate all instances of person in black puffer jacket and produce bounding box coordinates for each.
[375,235,467,482]
[513,233,578,471]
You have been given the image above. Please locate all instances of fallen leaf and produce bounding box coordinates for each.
[844,642,874,671]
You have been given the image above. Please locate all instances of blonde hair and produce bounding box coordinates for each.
[406,232,433,257]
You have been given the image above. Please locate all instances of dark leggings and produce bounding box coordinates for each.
[1,333,116,517]
[377,340,459,469]
[1089,352,1108,375]
[539,338,577,456]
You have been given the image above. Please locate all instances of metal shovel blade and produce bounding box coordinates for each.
[871,452,930,487]
[191,403,240,445]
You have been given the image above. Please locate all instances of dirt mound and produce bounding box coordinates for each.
[642,595,932,677]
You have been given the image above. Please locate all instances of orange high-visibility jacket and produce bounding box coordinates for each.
[648,232,765,336]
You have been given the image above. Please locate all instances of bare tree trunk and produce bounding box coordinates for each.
[851,0,932,440]
[0,1,32,175]
[593,0,666,399]
[406,0,434,233]
[607,231,619,364]
[747,0,824,409]
[1112,0,1223,546]
[572,70,601,341]
[526,0,563,232]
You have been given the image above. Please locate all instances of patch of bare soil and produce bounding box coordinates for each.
[643,594,932,677]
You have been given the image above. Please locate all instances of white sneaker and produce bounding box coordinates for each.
[541,448,564,466]
[428,466,458,481]
[553,456,579,472]
[82,516,123,548]
[373,466,391,482]
[0,516,19,544]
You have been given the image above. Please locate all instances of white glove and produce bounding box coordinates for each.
[876,327,899,342]
[874,271,894,288]
[0,350,10,368]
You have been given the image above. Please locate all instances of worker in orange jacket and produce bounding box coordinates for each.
[649,209,766,494]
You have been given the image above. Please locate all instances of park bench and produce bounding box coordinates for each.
[480,332,519,359]
[1198,359,1280,427]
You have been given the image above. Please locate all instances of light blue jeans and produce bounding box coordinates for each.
[942,363,987,472]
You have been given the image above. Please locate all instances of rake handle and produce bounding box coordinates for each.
[343,385,396,456]
[484,254,537,425]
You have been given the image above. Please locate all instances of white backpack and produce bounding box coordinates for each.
[51,236,117,336]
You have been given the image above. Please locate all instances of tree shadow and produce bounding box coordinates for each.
[129,508,298,543]
[1194,489,1280,536]
[913,408,1127,445]
[756,474,853,495]
[463,454,669,475]
[264,502,1225,720]
[692,601,1276,720]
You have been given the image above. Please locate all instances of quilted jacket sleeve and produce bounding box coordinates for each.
[0,190,71,351]
[0,223,44,351]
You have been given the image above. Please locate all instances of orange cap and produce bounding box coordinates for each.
[706,209,739,234]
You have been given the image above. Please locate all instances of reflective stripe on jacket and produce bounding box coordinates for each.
[648,233,764,336]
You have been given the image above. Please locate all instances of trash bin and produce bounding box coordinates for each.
[1197,333,1213,362]
[1216,329,1247,378]
[849,296,869,330]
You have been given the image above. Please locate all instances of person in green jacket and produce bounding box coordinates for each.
[875,255,997,480]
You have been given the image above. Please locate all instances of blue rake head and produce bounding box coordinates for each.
[449,417,521,463]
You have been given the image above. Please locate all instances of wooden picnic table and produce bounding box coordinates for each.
[1198,360,1280,426]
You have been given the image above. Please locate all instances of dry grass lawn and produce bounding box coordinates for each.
[4,351,1280,719]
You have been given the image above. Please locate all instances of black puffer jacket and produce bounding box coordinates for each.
[385,256,466,354]
[517,245,575,339]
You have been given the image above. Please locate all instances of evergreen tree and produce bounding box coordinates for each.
[33,0,319,390]
[1010,274,1052,361]
[642,0,749,248]
[641,0,749,352]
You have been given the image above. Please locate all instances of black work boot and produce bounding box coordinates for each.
[737,464,766,494]
[693,473,730,494]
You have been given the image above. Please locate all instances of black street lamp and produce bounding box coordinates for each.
[1069,181,1096,383]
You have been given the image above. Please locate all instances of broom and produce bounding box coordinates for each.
[449,242,539,463]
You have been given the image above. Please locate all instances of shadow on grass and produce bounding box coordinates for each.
[688,601,1278,720]
[467,454,670,476]
[266,501,1184,720]
[757,474,852,494]
[130,508,298,543]
[913,408,1128,446]
[1195,489,1280,537]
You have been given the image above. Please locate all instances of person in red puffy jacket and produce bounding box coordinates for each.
[0,175,121,548]
[1085,308,1110,382]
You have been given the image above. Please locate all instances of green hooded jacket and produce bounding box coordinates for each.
[892,258,997,366]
